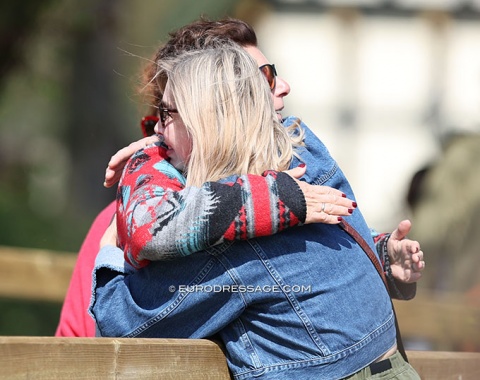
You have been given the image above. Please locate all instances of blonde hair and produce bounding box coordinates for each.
[156,41,303,187]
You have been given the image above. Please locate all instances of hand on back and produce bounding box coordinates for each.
[285,165,357,225]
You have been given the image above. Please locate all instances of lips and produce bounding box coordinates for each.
[276,109,283,121]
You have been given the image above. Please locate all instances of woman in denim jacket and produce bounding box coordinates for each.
[56,18,423,338]
[90,44,421,379]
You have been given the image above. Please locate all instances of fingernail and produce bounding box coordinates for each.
[338,217,343,222]
[298,163,306,168]
[352,202,357,208]
[348,208,353,214]
[342,193,347,198]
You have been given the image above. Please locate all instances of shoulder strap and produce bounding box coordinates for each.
[339,220,409,363]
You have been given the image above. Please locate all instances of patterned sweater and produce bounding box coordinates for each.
[117,143,306,269]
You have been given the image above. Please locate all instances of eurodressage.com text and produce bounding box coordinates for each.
[170,284,312,293]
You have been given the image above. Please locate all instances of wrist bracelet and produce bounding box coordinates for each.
[382,234,392,277]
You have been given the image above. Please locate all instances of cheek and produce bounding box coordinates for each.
[175,128,192,160]
[181,137,193,160]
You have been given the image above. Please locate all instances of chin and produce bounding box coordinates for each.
[171,160,185,171]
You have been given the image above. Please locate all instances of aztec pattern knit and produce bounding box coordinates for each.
[117,143,306,269]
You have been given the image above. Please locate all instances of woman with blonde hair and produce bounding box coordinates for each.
[158,41,300,185]
[91,41,421,379]
[117,41,310,267]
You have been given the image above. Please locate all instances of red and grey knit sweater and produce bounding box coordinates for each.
[117,143,306,269]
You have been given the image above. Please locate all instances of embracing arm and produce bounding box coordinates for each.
[119,144,356,268]
[89,242,246,338]
[119,145,304,268]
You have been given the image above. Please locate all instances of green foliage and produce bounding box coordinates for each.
[0,298,61,336]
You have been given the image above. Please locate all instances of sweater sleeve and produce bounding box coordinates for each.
[117,144,306,269]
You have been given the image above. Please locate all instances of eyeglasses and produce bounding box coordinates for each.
[140,107,178,137]
[259,64,277,91]
[141,115,159,137]
[159,107,178,126]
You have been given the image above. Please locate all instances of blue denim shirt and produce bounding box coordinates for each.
[90,117,396,380]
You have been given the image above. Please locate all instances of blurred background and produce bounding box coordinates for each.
[0,0,479,351]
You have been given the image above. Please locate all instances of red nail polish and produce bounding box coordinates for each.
[338,217,343,222]
[298,163,306,168]
[352,202,357,208]
[348,208,353,214]
[342,193,347,198]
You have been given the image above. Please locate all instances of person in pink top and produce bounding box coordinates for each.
[55,201,115,336]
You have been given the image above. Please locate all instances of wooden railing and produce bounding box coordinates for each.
[394,291,480,352]
[0,337,479,379]
[0,245,76,302]
[1,246,479,379]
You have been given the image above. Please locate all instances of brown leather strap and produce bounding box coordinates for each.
[338,220,388,288]
[339,220,409,363]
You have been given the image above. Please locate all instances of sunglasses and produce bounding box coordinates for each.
[259,63,277,91]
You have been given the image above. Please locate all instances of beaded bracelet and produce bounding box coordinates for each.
[380,234,392,278]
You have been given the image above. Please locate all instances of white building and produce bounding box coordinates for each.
[252,0,480,230]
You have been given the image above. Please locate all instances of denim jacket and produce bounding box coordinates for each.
[90,117,396,380]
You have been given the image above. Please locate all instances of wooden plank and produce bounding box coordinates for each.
[408,350,480,380]
[0,337,231,380]
[394,290,480,349]
[0,337,479,379]
[0,246,76,302]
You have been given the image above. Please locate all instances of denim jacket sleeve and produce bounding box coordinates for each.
[89,244,246,338]
[118,143,306,268]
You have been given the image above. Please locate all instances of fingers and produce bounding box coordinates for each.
[388,219,426,283]
[390,219,412,241]
[103,135,161,188]
[411,249,425,272]
[390,243,425,283]
[104,166,123,188]
[100,214,118,248]
[307,211,346,224]
[284,164,307,179]
[298,182,357,225]
[407,271,423,283]
[320,196,355,216]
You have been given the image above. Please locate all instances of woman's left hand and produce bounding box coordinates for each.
[285,165,357,225]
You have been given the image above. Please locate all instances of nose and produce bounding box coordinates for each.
[154,121,163,135]
[275,76,290,99]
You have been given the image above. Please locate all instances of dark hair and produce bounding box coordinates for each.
[159,17,257,58]
[142,17,258,110]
